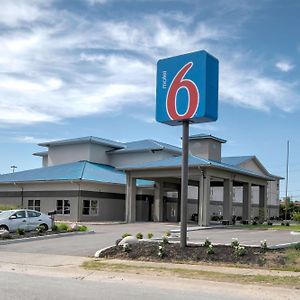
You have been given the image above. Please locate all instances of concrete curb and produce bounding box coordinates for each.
[170,226,225,233]
[0,230,95,245]
[268,241,300,250]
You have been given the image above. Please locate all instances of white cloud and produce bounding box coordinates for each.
[0,1,298,126]
[13,136,49,144]
[275,61,295,72]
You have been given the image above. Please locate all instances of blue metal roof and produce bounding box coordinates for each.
[38,136,124,149]
[109,139,181,154]
[189,134,226,143]
[0,161,153,186]
[119,155,275,180]
[221,156,254,166]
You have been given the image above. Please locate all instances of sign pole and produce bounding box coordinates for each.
[180,120,189,248]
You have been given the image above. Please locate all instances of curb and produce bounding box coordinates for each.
[0,230,95,245]
[170,226,225,233]
[268,241,300,249]
[94,245,115,258]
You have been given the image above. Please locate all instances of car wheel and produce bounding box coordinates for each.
[0,225,9,231]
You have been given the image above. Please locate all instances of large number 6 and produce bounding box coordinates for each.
[166,62,199,120]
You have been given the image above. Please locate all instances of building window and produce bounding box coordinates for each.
[28,200,41,211]
[56,200,70,215]
[82,200,98,216]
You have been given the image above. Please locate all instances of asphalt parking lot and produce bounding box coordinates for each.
[0,223,299,257]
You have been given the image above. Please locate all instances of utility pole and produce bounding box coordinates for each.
[285,140,289,222]
[11,165,17,173]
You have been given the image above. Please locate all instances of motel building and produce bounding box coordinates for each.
[0,134,282,225]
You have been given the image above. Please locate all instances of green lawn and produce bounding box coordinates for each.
[232,224,300,231]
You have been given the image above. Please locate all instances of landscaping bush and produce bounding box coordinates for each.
[56,223,71,232]
[164,230,171,237]
[36,224,46,234]
[77,225,88,232]
[234,245,246,257]
[52,224,58,232]
[0,204,19,211]
[231,238,240,248]
[158,244,165,258]
[211,215,219,221]
[147,232,153,239]
[292,212,300,222]
[16,228,25,236]
[267,221,273,226]
[236,216,242,221]
[136,232,143,239]
[203,238,211,247]
[162,236,169,244]
[260,240,268,251]
[286,222,290,226]
[252,220,258,225]
[123,243,131,253]
[122,233,132,238]
[207,244,214,255]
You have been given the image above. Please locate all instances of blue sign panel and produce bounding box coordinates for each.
[156,50,219,126]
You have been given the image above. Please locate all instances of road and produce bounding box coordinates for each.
[0,267,297,300]
[0,223,298,257]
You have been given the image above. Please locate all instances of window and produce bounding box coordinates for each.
[56,200,70,215]
[82,200,98,216]
[27,211,41,218]
[12,210,26,219]
[28,200,40,211]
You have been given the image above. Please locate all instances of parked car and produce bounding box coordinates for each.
[0,209,52,232]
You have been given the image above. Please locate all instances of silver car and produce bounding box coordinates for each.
[0,209,52,232]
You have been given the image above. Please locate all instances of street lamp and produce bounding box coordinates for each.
[11,165,17,173]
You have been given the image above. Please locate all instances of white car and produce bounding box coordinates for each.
[0,209,52,232]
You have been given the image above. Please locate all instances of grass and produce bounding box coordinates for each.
[233,224,300,231]
[82,260,300,288]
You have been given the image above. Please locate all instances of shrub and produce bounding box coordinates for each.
[52,224,58,232]
[260,240,268,251]
[267,221,273,226]
[123,243,131,253]
[77,225,88,232]
[122,233,132,239]
[211,215,219,221]
[207,244,214,255]
[164,230,171,237]
[162,236,169,244]
[292,212,300,222]
[281,222,285,226]
[234,245,246,257]
[231,238,240,248]
[252,220,258,225]
[57,223,71,232]
[203,238,211,247]
[158,244,165,258]
[16,228,25,236]
[236,216,242,221]
[147,232,153,239]
[286,222,290,226]
[36,224,46,234]
[136,233,143,239]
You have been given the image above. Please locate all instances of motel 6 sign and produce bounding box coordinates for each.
[156,50,219,126]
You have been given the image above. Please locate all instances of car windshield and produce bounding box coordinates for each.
[0,211,13,219]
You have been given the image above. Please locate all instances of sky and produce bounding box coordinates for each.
[0,0,299,200]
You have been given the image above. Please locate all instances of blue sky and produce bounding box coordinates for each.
[0,0,299,200]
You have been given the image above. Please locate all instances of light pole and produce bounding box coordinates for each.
[285,140,289,222]
[11,165,17,173]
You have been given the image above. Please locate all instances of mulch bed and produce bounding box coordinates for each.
[0,230,68,241]
[99,241,272,265]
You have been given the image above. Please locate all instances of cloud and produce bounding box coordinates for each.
[13,136,50,144]
[0,1,299,126]
[275,60,295,72]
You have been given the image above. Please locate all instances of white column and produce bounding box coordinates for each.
[259,185,267,222]
[242,182,251,222]
[153,181,164,222]
[223,179,233,223]
[198,173,210,226]
[125,174,136,223]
